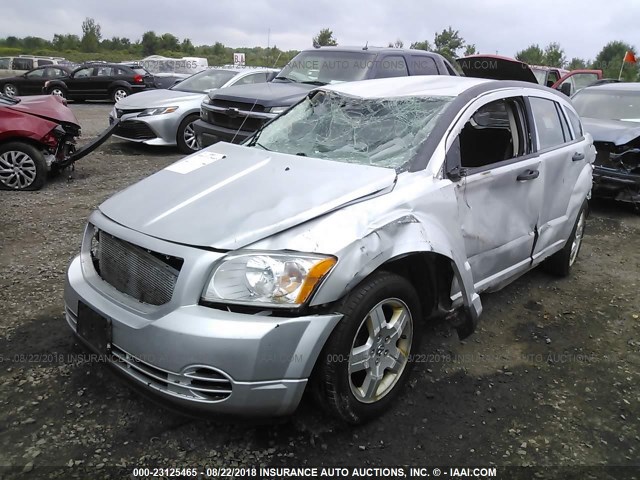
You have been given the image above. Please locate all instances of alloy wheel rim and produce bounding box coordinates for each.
[114,90,127,102]
[569,211,586,266]
[0,150,37,189]
[4,85,16,97]
[51,88,64,97]
[348,298,413,404]
[184,122,199,151]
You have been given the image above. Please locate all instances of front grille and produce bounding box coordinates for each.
[210,112,264,132]
[211,99,265,112]
[92,231,182,305]
[115,120,156,140]
[111,344,232,401]
[115,108,146,118]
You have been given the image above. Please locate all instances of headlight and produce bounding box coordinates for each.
[202,96,213,105]
[268,106,288,115]
[137,106,179,117]
[201,252,337,308]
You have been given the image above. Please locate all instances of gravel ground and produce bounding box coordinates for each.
[0,103,639,479]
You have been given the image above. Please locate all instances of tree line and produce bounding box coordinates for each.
[0,18,638,80]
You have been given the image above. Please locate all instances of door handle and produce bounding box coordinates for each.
[516,169,540,181]
[572,152,585,162]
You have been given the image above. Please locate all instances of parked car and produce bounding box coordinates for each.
[457,55,602,96]
[0,94,116,190]
[65,76,594,423]
[194,46,459,147]
[0,65,73,97]
[43,63,154,102]
[0,55,68,71]
[109,66,279,154]
[572,82,640,204]
[531,65,569,87]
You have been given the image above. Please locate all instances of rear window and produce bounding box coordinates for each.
[564,107,584,138]
[530,97,566,150]
[12,58,34,70]
[375,56,409,78]
[133,68,149,76]
[409,55,439,75]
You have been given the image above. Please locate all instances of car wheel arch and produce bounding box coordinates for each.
[312,242,480,324]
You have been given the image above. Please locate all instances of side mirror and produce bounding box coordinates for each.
[447,165,468,182]
[559,83,572,96]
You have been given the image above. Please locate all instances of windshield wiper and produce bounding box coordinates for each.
[301,81,328,86]
[274,76,298,83]
[253,141,271,151]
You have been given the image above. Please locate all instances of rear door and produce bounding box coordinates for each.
[553,70,602,96]
[94,65,117,98]
[529,96,591,262]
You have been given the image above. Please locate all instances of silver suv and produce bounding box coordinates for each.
[65,76,594,423]
[0,55,67,71]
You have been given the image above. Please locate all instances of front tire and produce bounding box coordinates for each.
[3,83,18,97]
[0,142,47,191]
[176,114,201,154]
[312,271,422,424]
[49,86,66,99]
[111,87,130,103]
[543,200,588,276]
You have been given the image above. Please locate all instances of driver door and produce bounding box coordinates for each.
[446,95,543,291]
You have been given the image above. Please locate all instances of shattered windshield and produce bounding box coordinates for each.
[250,90,452,170]
[275,51,376,85]
[573,89,640,121]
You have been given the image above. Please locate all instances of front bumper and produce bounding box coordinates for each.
[592,165,640,203]
[109,109,185,147]
[63,214,341,416]
[193,119,253,147]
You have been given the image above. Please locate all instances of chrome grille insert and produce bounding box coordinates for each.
[92,231,182,305]
[111,345,232,402]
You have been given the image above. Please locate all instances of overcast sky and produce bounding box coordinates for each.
[2,0,638,60]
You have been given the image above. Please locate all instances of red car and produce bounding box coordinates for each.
[0,93,116,190]
[457,55,603,96]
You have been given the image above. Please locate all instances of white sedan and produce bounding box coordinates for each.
[110,66,279,153]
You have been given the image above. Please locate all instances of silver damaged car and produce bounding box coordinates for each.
[65,76,594,423]
[109,67,279,154]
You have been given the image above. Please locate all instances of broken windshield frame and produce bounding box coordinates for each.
[248,90,453,171]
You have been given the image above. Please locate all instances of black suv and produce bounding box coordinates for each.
[194,46,458,147]
[43,62,154,103]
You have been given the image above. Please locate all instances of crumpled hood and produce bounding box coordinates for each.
[582,117,640,146]
[99,143,397,249]
[208,82,315,108]
[8,95,79,126]
[115,88,203,108]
